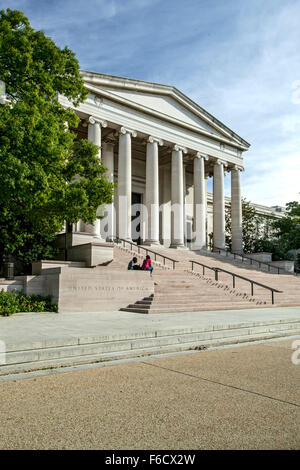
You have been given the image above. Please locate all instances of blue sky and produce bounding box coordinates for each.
[2,0,300,206]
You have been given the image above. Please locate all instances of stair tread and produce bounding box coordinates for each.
[114,244,300,314]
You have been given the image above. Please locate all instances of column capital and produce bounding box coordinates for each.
[231,164,244,172]
[215,158,228,167]
[148,136,163,146]
[195,152,209,160]
[86,116,107,127]
[173,144,187,154]
[119,126,137,137]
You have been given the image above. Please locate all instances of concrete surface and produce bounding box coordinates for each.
[1,306,300,346]
[0,339,299,450]
[1,307,299,376]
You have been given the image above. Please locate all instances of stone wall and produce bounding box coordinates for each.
[23,267,154,313]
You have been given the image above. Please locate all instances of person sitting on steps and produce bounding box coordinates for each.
[141,255,153,274]
[127,257,141,270]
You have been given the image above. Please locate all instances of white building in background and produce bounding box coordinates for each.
[60,71,258,253]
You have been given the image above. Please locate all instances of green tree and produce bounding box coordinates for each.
[0,9,114,267]
[225,198,275,253]
[271,201,300,259]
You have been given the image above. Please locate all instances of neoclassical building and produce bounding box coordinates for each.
[60,71,251,253]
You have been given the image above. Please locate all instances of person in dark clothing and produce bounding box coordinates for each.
[128,257,141,270]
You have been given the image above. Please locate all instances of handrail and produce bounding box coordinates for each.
[115,238,179,269]
[190,260,282,305]
[214,246,286,274]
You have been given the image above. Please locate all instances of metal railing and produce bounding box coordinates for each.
[115,238,179,269]
[214,246,286,274]
[190,260,282,304]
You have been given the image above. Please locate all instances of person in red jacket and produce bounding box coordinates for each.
[141,255,153,274]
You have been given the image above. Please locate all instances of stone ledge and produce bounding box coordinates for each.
[32,260,86,275]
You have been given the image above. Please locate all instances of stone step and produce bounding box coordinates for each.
[113,243,300,311]
[149,293,261,300]
[137,296,255,303]
[134,301,261,308]
[1,320,299,376]
[128,300,254,307]
[121,304,267,313]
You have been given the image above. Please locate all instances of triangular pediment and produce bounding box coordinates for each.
[99,87,222,135]
[81,71,250,148]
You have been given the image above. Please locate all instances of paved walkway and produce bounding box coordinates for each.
[0,339,299,449]
[1,306,300,347]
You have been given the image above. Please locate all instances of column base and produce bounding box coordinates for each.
[121,238,133,244]
[232,249,243,255]
[231,241,243,254]
[169,243,187,250]
[191,245,207,251]
[143,240,162,247]
[117,235,132,242]
[92,235,106,243]
[213,246,225,252]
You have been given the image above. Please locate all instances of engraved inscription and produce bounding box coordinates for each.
[71,286,149,292]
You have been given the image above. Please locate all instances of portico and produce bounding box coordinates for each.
[60,71,249,253]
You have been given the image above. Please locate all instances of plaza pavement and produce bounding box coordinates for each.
[1,306,300,346]
[0,339,299,450]
[0,306,300,375]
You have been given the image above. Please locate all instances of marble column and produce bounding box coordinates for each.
[193,153,208,250]
[160,164,171,246]
[102,141,115,241]
[204,176,208,246]
[117,127,137,240]
[183,163,187,245]
[170,144,187,248]
[213,159,226,250]
[83,116,107,237]
[231,165,243,253]
[145,136,163,245]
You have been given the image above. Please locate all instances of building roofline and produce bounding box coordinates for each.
[80,70,251,149]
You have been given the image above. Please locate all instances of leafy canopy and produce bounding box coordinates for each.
[271,201,300,257]
[0,9,86,105]
[226,198,300,261]
[225,198,275,253]
[0,9,114,265]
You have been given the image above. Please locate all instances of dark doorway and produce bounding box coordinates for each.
[131,192,142,244]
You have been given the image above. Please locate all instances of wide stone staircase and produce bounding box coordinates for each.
[113,244,300,314]
[1,245,299,376]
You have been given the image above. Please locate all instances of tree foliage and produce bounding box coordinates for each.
[225,198,275,253]
[226,198,300,262]
[271,201,300,259]
[0,9,114,266]
[0,9,86,105]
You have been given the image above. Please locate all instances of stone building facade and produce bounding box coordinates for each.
[60,71,252,252]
